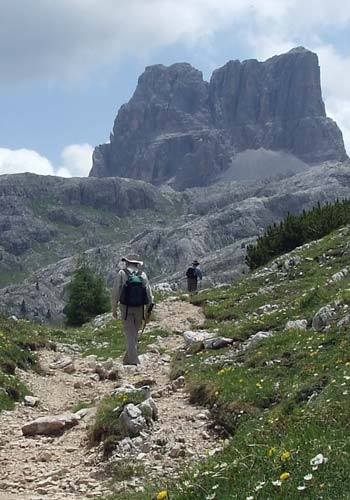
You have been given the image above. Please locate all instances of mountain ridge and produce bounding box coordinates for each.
[1,160,350,322]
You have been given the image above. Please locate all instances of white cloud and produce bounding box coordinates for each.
[0,144,93,178]
[0,148,54,176]
[59,144,94,177]
[1,1,349,83]
[0,1,349,153]
[0,0,251,83]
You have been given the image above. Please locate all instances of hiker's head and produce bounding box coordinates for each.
[122,254,143,271]
[192,260,200,267]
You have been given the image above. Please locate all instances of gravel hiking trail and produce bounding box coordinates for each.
[0,298,220,500]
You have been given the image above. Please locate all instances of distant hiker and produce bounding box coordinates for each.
[111,254,154,365]
[186,260,203,293]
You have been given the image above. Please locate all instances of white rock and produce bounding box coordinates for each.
[24,396,40,407]
[49,356,75,374]
[125,404,141,419]
[203,337,234,349]
[119,404,147,437]
[337,314,350,327]
[247,331,271,344]
[74,408,95,420]
[22,412,79,436]
[86,355,98,369]
[112,385,151,400]
[183,330,216,345]
[256,304,278,315]
[285,319,308,330]
[153,282,175,293]
[312,305,336,331]
[330,267,348,283]
[171,376,185,391]
[93,312,113,328]
[56,343,81,353]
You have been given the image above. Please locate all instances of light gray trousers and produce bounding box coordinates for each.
[120,305,144,365]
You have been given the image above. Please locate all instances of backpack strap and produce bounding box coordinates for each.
[121,269,129,319]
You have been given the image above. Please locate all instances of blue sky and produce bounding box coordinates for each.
[0,0,349,177]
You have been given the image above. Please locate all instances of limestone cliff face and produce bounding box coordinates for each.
[90,48,347,189]
[2,161,350,322]
[90,63,230,190]
[0,173,174,286]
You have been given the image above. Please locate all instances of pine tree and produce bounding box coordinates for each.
[64,260,109,326]
[246,198,350,270]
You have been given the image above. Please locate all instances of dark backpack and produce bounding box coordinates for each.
[120,271,148,307]
[186,267,197,279]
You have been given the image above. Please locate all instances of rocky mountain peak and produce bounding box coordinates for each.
[90,47,347,189]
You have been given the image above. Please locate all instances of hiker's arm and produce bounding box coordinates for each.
[111,271,123,319]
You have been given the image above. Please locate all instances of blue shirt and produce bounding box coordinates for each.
[194,266,203,280]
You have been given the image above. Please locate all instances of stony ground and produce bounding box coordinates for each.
[0,298,218,500]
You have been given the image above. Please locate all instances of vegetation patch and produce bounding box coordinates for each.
[89,391,146,454]
[105,225,350,499]
[64,261,110,326]
[0,316,50,411]
[246,199,350,269]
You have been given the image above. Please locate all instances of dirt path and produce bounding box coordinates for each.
[0,299,219,500]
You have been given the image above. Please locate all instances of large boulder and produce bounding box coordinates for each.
[312,305,337,331]
[22,412,79,436]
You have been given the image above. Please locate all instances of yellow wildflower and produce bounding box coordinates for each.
[280,472,290,481]
[268,447,276,457]
[156,491,168,500]
[256,382,263,389]
[214,391,219,397]
[280,451,291,461]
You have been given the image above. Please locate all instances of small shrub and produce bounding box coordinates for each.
[89,391,146,454]
[64,260,109,326]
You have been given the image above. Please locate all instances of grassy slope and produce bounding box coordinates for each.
[107,226,350,499]
[0,317,49,411]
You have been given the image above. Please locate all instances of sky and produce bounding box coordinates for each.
[0,0,349,178]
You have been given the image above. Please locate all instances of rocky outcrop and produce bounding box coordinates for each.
[2,161,350,322]
[90,48,347,189]
[0,172,176,287]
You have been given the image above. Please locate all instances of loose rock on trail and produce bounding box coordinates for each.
[0,298,220,500]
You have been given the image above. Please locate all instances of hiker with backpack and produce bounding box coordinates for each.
[186,260,203,293]
[111,254,154,365]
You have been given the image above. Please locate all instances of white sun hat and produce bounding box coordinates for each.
[121,254,144,266]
